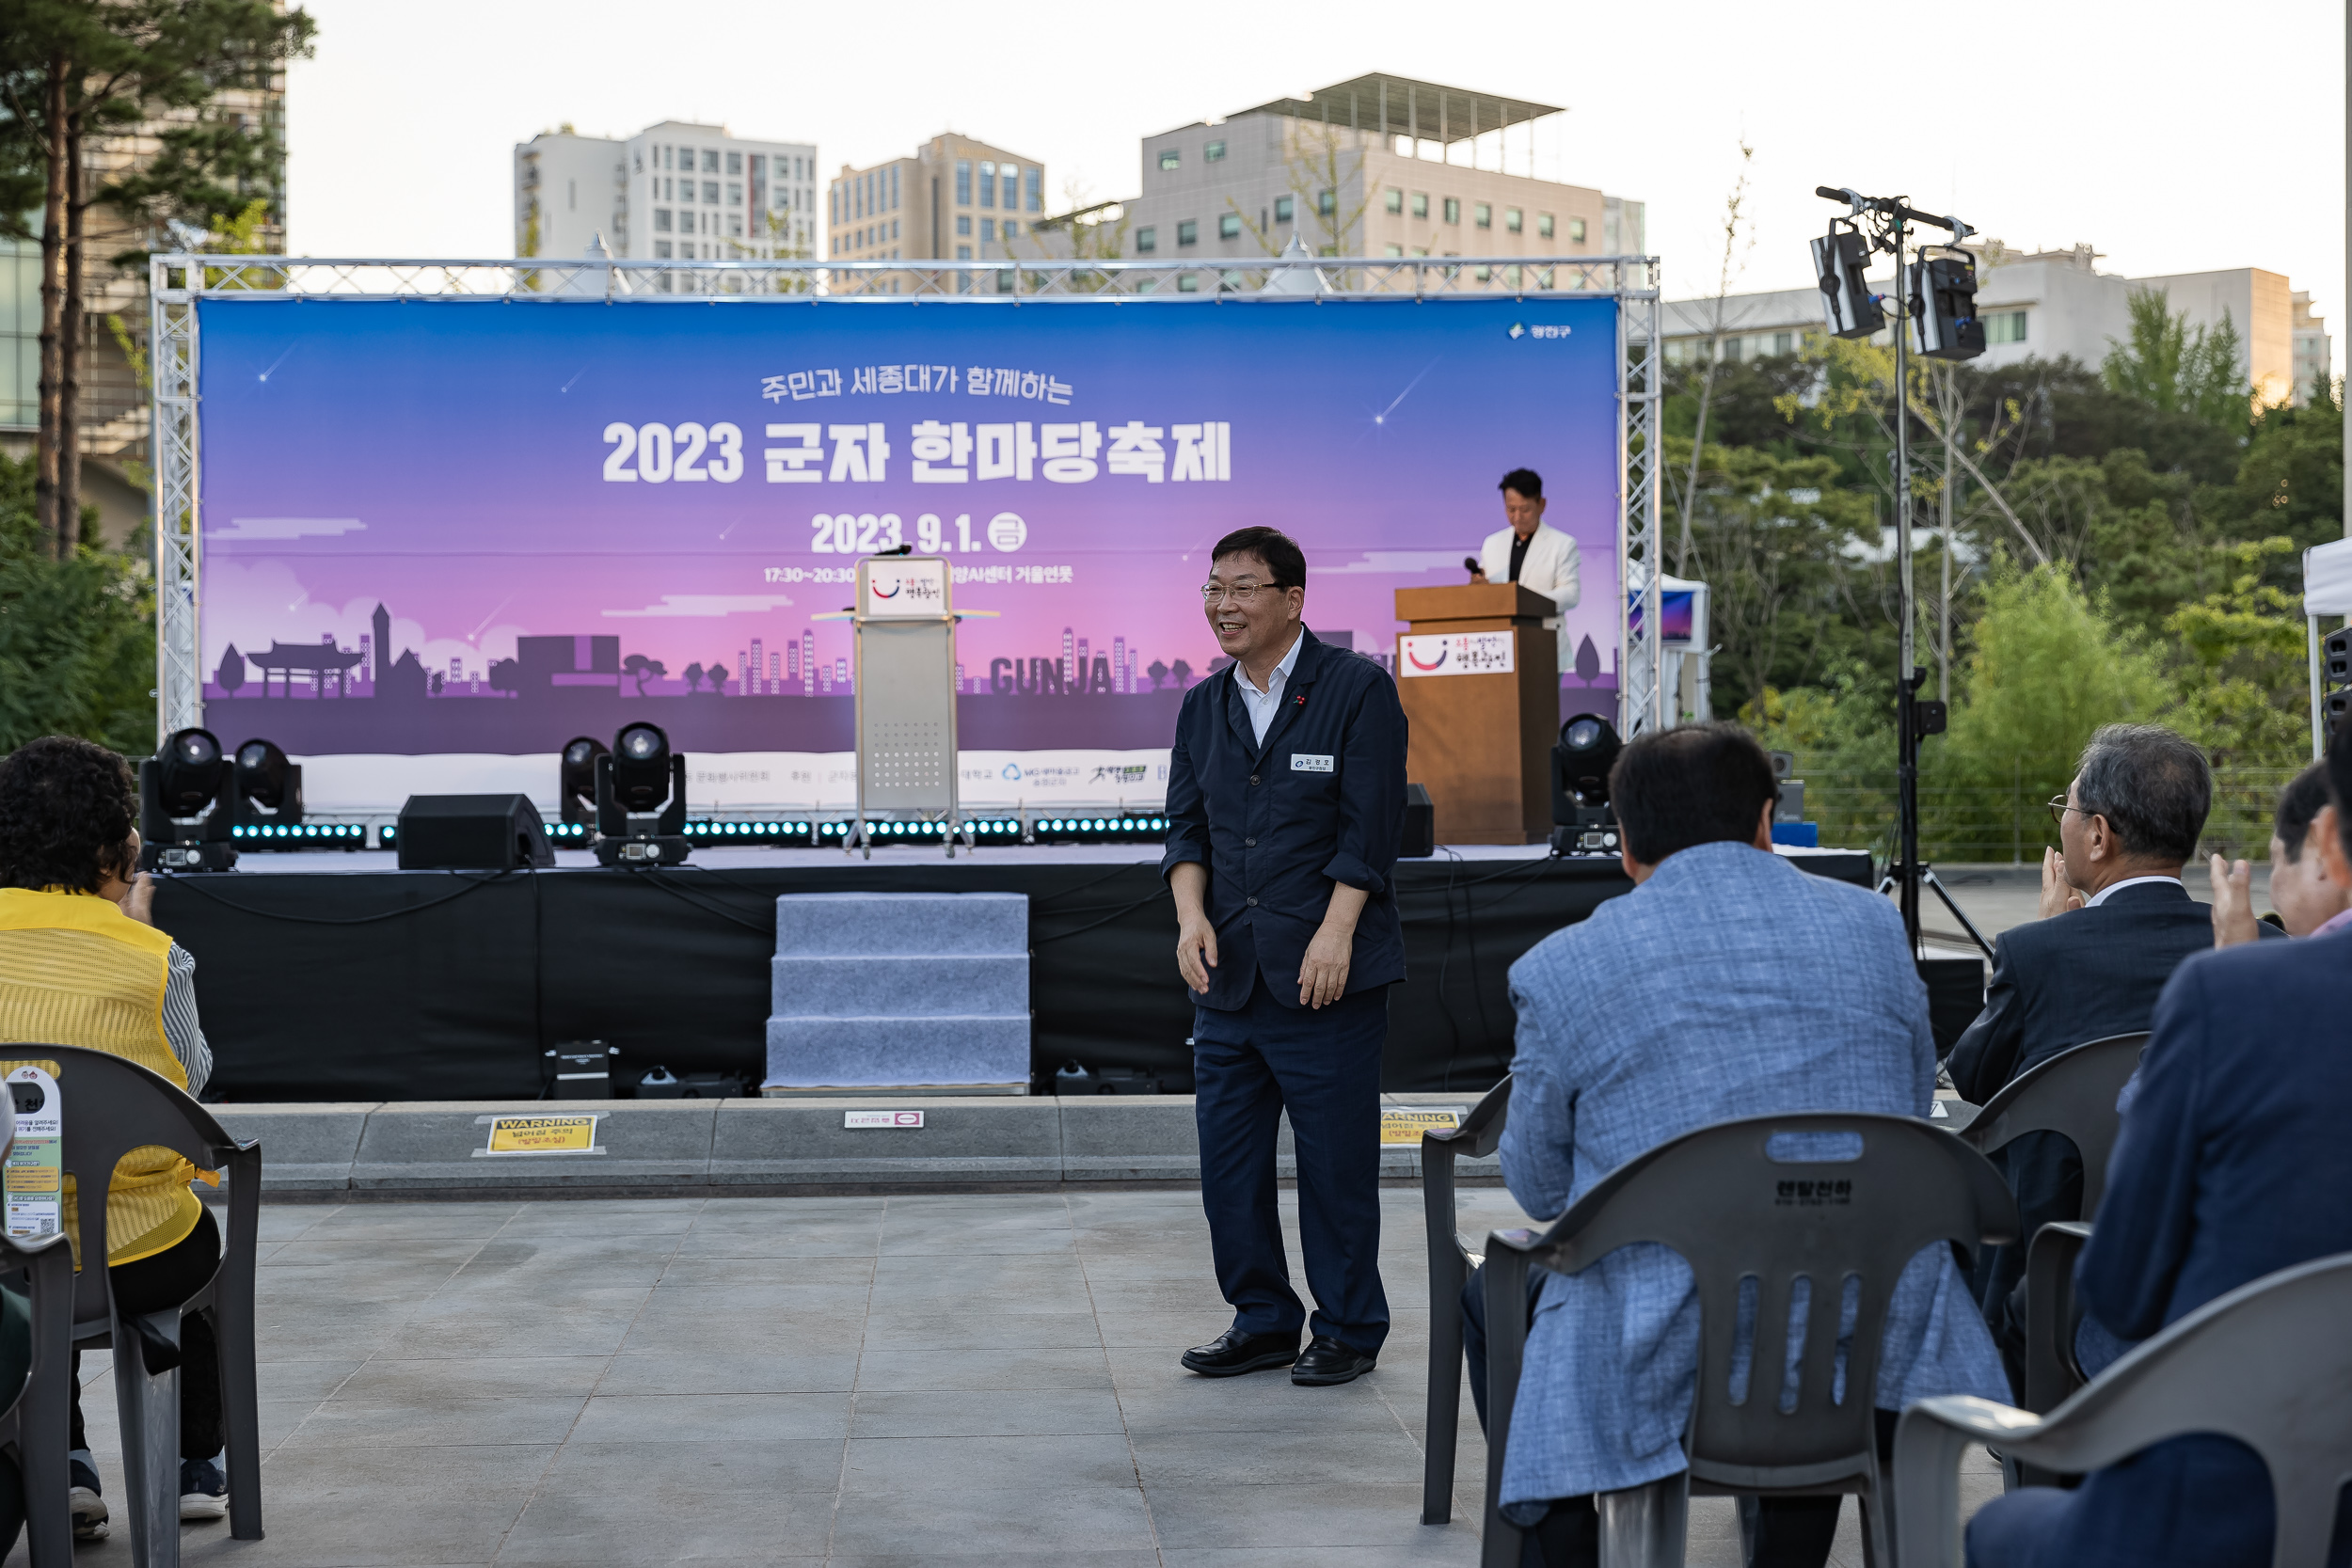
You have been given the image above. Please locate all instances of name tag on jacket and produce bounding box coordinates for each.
[1291,753,1334,773]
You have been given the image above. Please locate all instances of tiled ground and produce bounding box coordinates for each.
[25,1190,2000,1567]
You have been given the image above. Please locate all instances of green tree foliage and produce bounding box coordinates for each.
[0,0,317,554]
[2231,374,2344,551]
[2100,289,2251,431]
[1663,435,1889,718]
[0,451,156,754]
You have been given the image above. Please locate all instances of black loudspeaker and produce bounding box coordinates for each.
[1400,783,1436,858]
[395,794,556,871]
[1918,956,1987,1058]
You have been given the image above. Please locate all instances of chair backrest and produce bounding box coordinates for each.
[2017,1253,2352,1568]
[1527,1112,2017,1489]
[1961,1032,2146,1220]
[11,1045,243,1324]
[1425,1074,1512,1162]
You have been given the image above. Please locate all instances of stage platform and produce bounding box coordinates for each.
[153,843,1873,1104]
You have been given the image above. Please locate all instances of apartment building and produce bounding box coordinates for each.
[514,120,819,261]
[1032,74,1643,278]
[827,135,1044,263]
[1663,246,2331,406]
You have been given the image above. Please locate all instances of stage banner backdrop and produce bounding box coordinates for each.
[194,293,1622,812]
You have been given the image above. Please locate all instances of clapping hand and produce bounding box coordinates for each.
[2209,852,2258,947]
[2037,847,2085,919]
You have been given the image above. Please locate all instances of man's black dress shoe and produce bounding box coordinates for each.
[1180,1328,1299,1377]
[1291,1334,1377,1386]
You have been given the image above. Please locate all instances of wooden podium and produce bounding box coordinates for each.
[1393,584,1558,845]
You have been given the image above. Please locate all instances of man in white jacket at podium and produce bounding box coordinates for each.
[1476,467,1581,673]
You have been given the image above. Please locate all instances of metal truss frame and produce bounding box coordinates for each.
[148,252,1663,743]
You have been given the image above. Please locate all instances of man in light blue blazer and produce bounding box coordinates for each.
[1462,723,2009,1568]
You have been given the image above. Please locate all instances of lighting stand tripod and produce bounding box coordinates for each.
[1818,186,1994,960]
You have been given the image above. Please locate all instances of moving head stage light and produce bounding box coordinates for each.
[233,738,303,830]
[558,736,608,827]
[595,721,691,866]
[1549,713,1624,858]
[139,727,239,871]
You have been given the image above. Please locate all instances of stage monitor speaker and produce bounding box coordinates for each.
[1400,783,1436,859]
[396,794,556,871]
[1918,956,1986,1058]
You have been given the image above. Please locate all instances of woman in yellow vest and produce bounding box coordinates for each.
[0,736,230,1540]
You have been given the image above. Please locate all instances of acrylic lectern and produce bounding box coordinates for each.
[1393,583,1558,845]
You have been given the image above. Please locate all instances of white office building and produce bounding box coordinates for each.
[515,119,819,261]
[1031,74,1642,280]
[1665,245,2330,405]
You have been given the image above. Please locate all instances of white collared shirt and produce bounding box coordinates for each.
[2084,873,2183,910]
[1235,627,1304,746]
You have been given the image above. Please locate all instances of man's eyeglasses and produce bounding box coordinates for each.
[2047,795,2092,825]
[1200,582,1275,605]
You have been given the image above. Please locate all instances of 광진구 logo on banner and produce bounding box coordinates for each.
[1398,632,1514,677]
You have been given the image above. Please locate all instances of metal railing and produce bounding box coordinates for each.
[1793,761,2306,864]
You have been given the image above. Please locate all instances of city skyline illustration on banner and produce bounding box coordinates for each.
[194,292,1621,800]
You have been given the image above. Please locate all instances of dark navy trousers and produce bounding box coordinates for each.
[1191,974,1390,1354]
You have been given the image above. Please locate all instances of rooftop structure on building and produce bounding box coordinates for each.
[1027,72,1644,277]
[1662,245,2330,406]
[513,120,818,263]
[827,135,1044,268]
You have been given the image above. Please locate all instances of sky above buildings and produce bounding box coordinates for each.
[287,0,2344,329]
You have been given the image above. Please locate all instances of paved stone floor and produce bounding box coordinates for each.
[24,1190,2000,1567]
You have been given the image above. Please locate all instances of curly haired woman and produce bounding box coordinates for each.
[0,735,226,1538]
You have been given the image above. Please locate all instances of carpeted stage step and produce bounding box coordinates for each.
[764,891,1031,1094]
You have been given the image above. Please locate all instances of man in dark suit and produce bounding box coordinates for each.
[1162,525,1407,1387]
[1947,722,2280,1375]
[1962,725,2352,1568]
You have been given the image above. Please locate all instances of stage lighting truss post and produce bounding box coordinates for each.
[1617,267,1668,739]
[151,257,203,744]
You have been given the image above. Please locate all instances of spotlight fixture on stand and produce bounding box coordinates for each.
[138,728,240,872]
[1812,184,1990,958]
[232,738,303,830]
[1907,246,1986,361]
[594,721,690,866]
[1809,211,1886,340]
[1549,713,1623,858]
[558,736,608,827]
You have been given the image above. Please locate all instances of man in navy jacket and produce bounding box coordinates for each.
[1963,723,2352,1568]
[1161,526,1407,1387]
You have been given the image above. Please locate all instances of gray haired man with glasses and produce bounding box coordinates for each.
[1947,722,2280,1383]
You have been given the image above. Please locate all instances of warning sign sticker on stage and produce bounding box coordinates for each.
[845,1110,925,1129]
[477,1114,604,1156]
[1381,1107,1465,1144]
[1398,632,1514,677]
